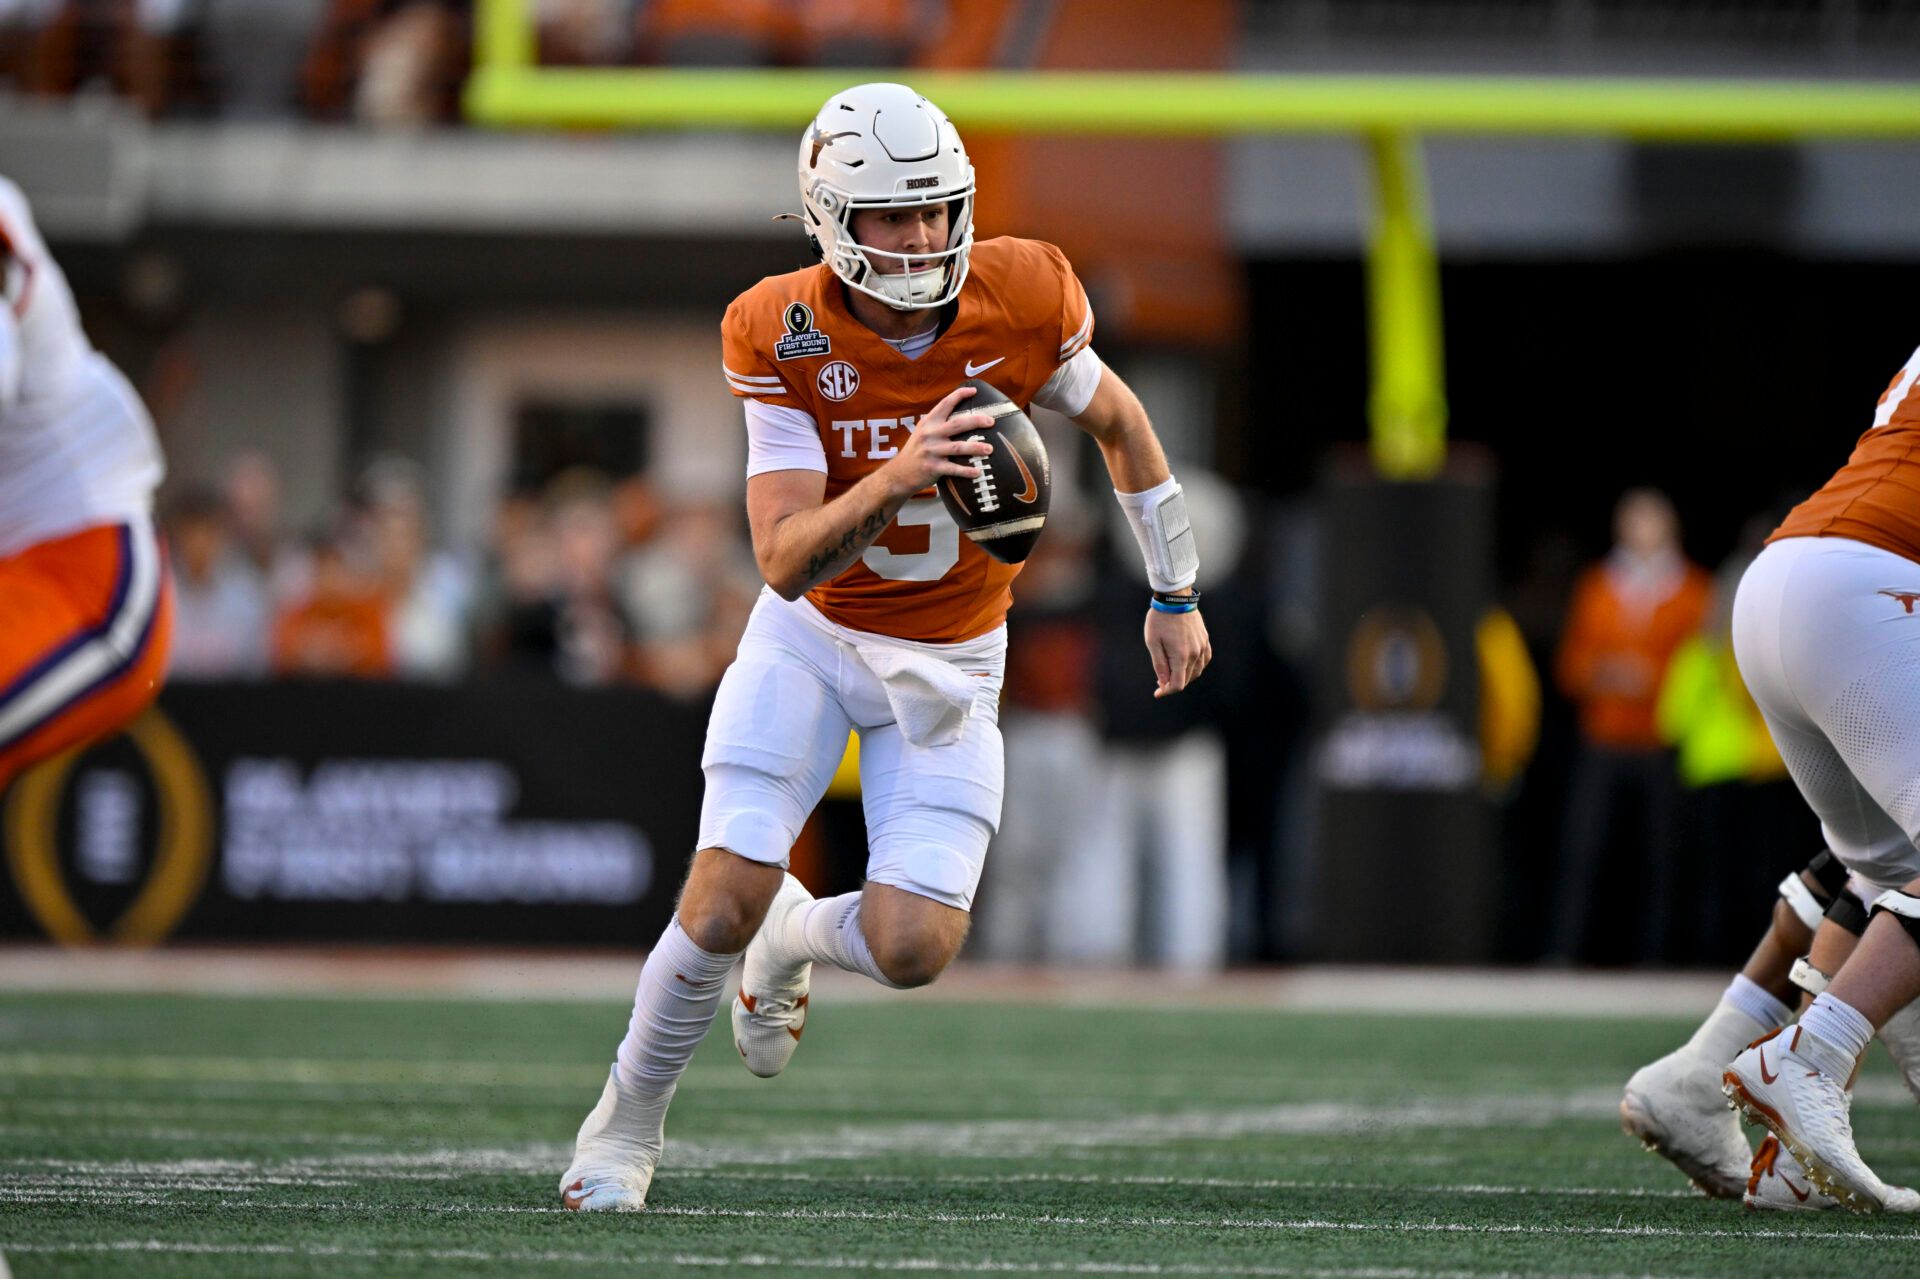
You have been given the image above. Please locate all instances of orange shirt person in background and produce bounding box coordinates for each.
[1557,490,1713,750]
[269,535,391,678]
[1547,488,1710,963]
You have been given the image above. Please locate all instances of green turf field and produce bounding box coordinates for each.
[5,988,1920,1276]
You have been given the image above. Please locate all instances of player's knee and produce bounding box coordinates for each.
[868,929,960,988]
[1772,895,1814,945]
[676,849,781,953]
[677,900,759,955]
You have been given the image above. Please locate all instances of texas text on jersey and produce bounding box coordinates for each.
[721,235,1093,643]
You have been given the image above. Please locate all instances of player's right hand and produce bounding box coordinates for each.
[885,386,996,497]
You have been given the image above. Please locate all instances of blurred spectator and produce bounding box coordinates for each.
[638,0,780,65]
[124,0,202,116]
[355,455,473,680]
[1547,488,1710,964]
[538,0,632,65]
[164,485,269,678]
[1048,470,1248,972]
[473,488,546,667]
[270,530,392,677]
[487,471,632,685]
[197,0,326,118]
[221,449,307,604]
[975,510,1102,963]
[0,1,57,86]
[6,0,113,98]
[305,0,466,125]
[618,495,758,700]
[782,0,926,67]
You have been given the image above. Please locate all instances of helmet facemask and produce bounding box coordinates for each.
[811,190,974,312]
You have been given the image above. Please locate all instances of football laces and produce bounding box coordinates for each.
[967,438,1001,513]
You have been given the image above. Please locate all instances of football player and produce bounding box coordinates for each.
[1630,343,1920,1213]
[0,176,171,793]
[559,82,1210,1211]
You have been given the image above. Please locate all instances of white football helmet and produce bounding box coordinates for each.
[796,82,975,312]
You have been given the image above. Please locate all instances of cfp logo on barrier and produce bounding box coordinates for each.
[1345,606,1449,712]
[2,708,213,946]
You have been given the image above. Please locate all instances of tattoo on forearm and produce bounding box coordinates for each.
[800,505,896,587]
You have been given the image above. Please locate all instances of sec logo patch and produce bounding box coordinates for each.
[818,361,860,401]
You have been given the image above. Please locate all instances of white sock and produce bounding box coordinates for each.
[1798,992,1875,1082]
[1687,975,1792,1064]
[1878,998,1920,1102]
[614,917,738,1094]
[771,890,904,989]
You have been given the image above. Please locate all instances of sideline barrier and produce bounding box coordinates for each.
[0,680,708,947]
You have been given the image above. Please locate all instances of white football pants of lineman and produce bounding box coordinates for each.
[1047,729,1229,972]
[1733,536,1920,896]
[697,588,1006,910]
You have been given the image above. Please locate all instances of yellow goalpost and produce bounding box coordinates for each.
[464,0,1920,478]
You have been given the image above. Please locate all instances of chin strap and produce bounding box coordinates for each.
[868,263,950,310]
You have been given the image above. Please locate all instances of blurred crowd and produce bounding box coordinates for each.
[160,453,1813,968]
[0,0,951,125]
[164,450,761,697]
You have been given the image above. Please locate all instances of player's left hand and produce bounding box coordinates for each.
[1145,605,1210,699]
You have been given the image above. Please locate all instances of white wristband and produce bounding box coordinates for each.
[1115,475,1199,593]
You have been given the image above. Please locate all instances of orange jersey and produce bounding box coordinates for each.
[1773,344,1920,563]
[721,236,1093,643]
[1554,559,1711,751]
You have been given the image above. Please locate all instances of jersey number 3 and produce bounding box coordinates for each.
[863,495,959,582]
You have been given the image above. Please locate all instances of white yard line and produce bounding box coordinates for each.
[6,1202,1920,1240]
[0,1051,604,1089]
[4,1081,1892,1182]
[0,1241,1706,1279]
[0,1087,1630,1162]
[0,945,1731,1016]
[0,1124,391,1146]
[0,1172,1698,1201]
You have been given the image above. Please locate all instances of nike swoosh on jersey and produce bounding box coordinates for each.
[965,357,1006,377]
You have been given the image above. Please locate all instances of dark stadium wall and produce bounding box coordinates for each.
[1245,252,1920,580]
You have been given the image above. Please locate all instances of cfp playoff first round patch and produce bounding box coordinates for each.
[774,301,831,361]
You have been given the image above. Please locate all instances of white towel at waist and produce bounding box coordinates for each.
[854,644,985,748]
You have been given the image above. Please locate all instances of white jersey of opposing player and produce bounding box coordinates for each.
[0,176,164,559]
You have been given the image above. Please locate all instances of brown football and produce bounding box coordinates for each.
[937,379,1051,565]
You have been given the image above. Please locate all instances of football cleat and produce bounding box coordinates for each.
[1620,1045,1751,1199]
[558,1069,672,1212]
[1724,1027,1890,1212]
[1745,1135,1837,1211]
[1746,1135,1920,1213]
[732,872,815,1079]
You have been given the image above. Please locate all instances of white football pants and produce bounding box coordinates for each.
[1734,535,1920,894]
